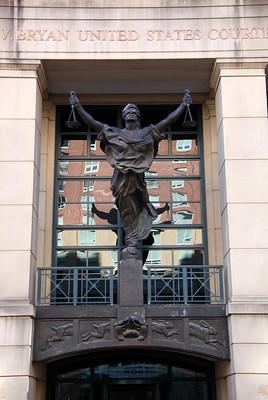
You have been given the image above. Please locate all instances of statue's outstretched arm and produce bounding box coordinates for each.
[155,90,192,133]
[69,91,105,133]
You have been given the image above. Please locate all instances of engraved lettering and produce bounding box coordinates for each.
[194,29,202,40]
[240,28,253,39]
[0,29,10,40]
[16,29,69,41]
[263,28,268,38]
[128,30,139,41]
[118,30,128,41]
[77,29,139,42]
[208,27,268,40]
[184,29,194,40]
[46,30,58,41]
[146,30,155,41]
[77,30,87,41]
[146,29,201,41]
[58,30,69,41]
[90,30,102,41]
[174,30,185,40]
[208,29,219,40]
[219,29,229,40]
[16,30,26,40]
[38,30,48,41]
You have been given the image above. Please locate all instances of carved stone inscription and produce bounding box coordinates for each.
[1,27,268,43]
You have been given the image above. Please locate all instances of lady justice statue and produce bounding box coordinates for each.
[69,90,192,258]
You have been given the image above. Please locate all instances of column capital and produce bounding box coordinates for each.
[0,60,47,97]
[205,99,216,118]
[210,58,268,92]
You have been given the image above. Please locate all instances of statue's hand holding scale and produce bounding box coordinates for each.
[68,90,193,259]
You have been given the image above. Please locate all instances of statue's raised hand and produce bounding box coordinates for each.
[69,91,80,107]
[182,89,192,107]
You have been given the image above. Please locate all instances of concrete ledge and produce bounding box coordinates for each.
[227,302,268,315]
[0,304,35,317]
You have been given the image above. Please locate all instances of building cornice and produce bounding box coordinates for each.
[210,58,268,93]
[0,60,48,98]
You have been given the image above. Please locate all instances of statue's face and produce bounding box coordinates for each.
[124,110,139,130]
[124,112,139,130]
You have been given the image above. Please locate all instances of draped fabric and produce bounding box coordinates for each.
[98,124,165,247]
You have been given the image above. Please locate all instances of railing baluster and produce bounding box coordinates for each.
[148,267,152,305]
[109,269,113,305]
[182,267,188,304]
[36,268,42,305]
[219,266,224,304]
[73,268,78,305]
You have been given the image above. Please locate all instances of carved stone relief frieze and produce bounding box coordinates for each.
[152,320,182,339]
[34,311,229,362]
[188,320,223,349]
[80,321,111,342]
[114,315,148,341]
[41,323,73,351]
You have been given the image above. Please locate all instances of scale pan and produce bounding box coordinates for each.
[182,120,197,128]
[65,120,81,129]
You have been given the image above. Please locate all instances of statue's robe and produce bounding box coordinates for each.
[98,124,165,247]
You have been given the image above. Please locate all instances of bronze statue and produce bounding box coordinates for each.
[69,90,192,258]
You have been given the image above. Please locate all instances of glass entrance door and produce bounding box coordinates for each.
[51,358,215,400]
[108,384,156,400]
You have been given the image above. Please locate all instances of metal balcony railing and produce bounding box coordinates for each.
[36,265,224,306]
[146,265,224,304]
[37,267,115,305]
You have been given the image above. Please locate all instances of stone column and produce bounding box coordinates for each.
[210,59,268,400]
[203,100,223,266]
[0,61,46,400]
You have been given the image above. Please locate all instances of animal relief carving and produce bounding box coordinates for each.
[41,323,73,351]
[81,322,110,341]
[189,320,222,349]
[152,320,182,338]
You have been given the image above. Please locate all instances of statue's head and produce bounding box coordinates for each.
[122,103,140,130]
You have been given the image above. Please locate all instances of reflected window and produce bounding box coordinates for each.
[59,161,69,174]
[80,230,96,246]
[55,105,206,275]
[176,139,192,152]
[58,194,66,209]
[90,137,97,151]
[84,161,99,174]
[172,180,184,189]
[145,171,159,189]
[172,192,188,208]
[149,195,160,207]
[83,180,95,192]
[145,231,161,265]
[173,211,193,225]
[61,138,69,148]
[177,229,193,245]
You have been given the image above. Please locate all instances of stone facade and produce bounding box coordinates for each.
[0,1,268,399]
